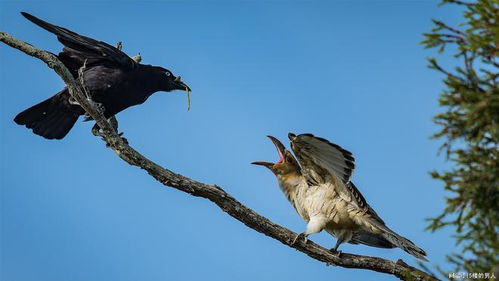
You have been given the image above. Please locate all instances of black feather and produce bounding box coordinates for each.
[14,12,189,139]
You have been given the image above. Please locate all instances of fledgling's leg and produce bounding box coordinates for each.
[329,230,353,256]
[291,216,327,246]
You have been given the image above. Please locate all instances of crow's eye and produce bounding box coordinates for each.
[165,72,171,77]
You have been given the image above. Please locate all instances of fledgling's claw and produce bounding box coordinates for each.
[329,248,342,258]
[291,233,308,246]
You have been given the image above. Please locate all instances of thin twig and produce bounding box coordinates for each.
[443,0,475,7]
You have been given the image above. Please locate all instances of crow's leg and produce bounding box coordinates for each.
[76,59,106,117]
[91,116,128,145]
[110,116,128,144]
[68,93,105,114]
[91,122,102,137]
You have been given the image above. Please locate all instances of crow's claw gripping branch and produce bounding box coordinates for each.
[92,116,127,146]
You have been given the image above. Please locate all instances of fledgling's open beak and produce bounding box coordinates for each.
[173,76,191,92]
[251,161,274,169]
[251,135,287,169]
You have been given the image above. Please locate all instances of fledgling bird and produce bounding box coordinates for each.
[13,12,191,139]
[252,133,427,260]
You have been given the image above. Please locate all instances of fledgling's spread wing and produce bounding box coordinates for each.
[289,133,382,220]
[289,133,355,184]
[21,12,137,72]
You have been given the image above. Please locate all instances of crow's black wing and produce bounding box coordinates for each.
[21,12,137,72]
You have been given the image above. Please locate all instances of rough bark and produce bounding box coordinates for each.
[0,31,440,281]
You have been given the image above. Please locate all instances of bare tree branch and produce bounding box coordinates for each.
[0,31,440,281]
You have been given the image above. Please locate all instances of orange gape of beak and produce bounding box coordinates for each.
[251,135,287,168]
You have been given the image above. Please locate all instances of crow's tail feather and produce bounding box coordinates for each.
[14,89,80,139]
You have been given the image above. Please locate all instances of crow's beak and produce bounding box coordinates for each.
[173,76,191,92]
[251,135,287,169]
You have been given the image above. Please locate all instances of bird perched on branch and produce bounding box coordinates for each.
[252,133,427,260]
[14,12,191,139]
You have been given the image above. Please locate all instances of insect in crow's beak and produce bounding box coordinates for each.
[173,76,191,110]
[173,76,191,92]
[251,135,288,169]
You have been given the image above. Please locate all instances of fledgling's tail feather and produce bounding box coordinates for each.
[364,217,428,261]
[14,89,80,139]
[378,225,428,261]
[350,230,396,249]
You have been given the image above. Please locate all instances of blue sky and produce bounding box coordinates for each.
[1,1,461,280]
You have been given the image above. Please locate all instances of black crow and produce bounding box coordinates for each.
[14,12,191,139]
